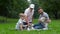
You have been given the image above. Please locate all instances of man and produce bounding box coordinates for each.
[33,16,46,29]
[23,4,35,30]
[38,7,51,30]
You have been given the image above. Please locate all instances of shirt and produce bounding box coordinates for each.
[24,8,34,22]
[17,18,24,24]
[39,12,49,22]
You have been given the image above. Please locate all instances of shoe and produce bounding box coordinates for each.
[43,28,48,30]
[27,28,30,31]
[31,27,35,30]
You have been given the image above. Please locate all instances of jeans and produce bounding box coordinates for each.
[33,22,45,29]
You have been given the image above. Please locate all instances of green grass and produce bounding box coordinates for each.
[0,17,60,34]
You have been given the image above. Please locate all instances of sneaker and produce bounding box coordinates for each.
[27,28,30,31]
[43,28,48,30]
[31,27,35,30]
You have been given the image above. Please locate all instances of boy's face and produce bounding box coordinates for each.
[20,16,24,20]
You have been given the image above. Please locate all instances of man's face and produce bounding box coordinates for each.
[38,9,43,14]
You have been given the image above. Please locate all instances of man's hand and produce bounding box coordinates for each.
[45,19,51,23]
[38,19,43,22]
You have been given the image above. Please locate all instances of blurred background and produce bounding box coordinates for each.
[0,0,60,34]
[0,0,60,23]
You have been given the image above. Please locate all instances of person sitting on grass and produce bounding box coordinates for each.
[33,17,47,29]
[15,13,25,31]
[32,7,51,30]
[37,7,51,30]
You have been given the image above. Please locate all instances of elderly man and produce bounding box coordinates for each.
[23,4,35,30]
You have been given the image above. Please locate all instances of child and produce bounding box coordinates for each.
[15,13,25,31]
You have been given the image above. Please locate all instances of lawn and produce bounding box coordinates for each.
[0,17,60,34]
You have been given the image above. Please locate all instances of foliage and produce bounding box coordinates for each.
[36,0,60,19]
[0,0,60,19]
[0,0,28,18]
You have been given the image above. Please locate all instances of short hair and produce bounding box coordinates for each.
[38,7,42,10]
[19,13,25,17]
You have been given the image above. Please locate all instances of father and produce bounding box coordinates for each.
[38,7,51,30]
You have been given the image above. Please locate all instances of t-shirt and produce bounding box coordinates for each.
[39,12,49,22]
[39,17,46,22]
[24,8,34,22]
[17,18,24,24]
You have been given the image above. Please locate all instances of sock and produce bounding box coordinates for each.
[45,23,48,28]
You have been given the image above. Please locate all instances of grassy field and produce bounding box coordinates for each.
[0,17,60,34]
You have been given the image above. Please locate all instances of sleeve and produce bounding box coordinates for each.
[18,19,22,23]
[45,13,49,20]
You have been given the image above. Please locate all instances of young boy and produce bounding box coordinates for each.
[15,13,25,31]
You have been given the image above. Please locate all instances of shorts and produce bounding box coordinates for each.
[23,22,32,25]
[15,22,32,30]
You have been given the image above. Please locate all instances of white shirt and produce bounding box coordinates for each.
[24,8,34,22]
[17,18,24,24]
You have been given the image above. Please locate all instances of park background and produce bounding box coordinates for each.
[0,0,60,34]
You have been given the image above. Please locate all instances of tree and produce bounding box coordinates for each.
[0,0,29,18]
[34,0,60,19]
